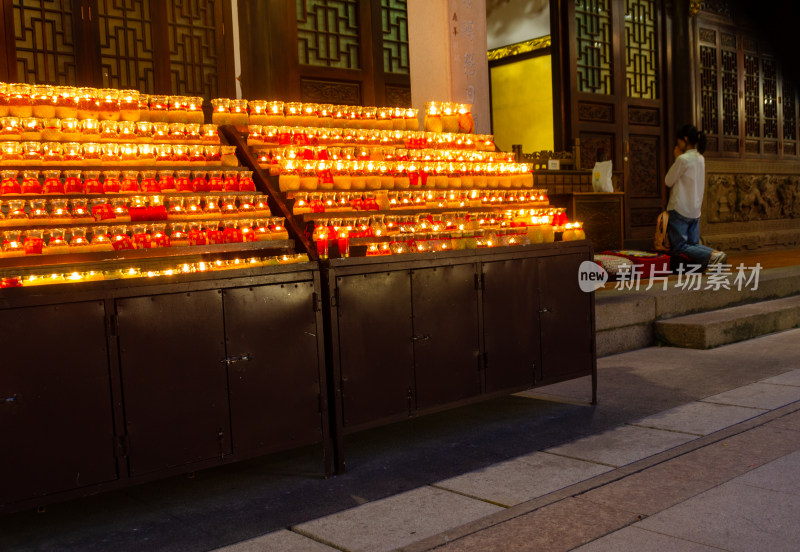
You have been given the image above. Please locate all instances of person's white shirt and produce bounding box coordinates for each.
[665,148,705,219]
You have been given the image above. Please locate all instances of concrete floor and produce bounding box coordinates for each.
[2,325,799,551]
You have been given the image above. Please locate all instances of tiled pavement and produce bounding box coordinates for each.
[2,329,800,552]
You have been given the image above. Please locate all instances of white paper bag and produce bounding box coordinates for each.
[592,160,613,193]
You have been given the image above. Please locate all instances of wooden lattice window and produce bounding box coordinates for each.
[166,0,223,98]
[762,58,777,140]
[743,53,760,138]
[720,48,738,138]
[296,0,360,69]
[699,44,718,141]
[783,80,797,142]
[381,0,408,75]
[624,0,657,99]
[575,0,613,94]
[97,0,155,93]
[11,0,78,85]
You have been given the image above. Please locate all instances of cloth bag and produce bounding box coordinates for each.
[591,160,613,193]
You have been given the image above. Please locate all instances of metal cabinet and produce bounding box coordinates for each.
[223,282,326,460]
[333,264,482,430]
[116,290,231,476]
[537,252,594,385]
[0,301,117,506]
[411,264,481,409]
[481,258,540,393]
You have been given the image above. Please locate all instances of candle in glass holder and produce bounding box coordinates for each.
[82,142,102,164]
[168,122,187,142]
[39,142,62,165]
[171,221,193,246]
[137,94,150,122]
[151,223,169,247]
[75,88,98,120]
[9,84,33,118]
[52,86,77,119]
[278,160,300,191]
[230,99,249,131]
[134,120,153,142]
[282,102,301,126]
[209,98,231,126]
[101,170,120,194]
[20,141,42,165]
[20,118,42,141]
[98,89,120,121]
[185,97,204,124]
[312,224,329,259]
[79,119,100,143]
[131,223,152,249]
[149,95,169,123]
[424,101,442,133]
[404,108,420,131]
[70,196,94,222]
[201,124,219,143]
[0,116,21,140]
[17,169,39,194]
[42,228,69,254]
[220,145,237,167]
[171,143,189,164]
[3,200,27,226]
[82,170,103,194]
[30,85,56,119]
[167,95,187,123]
[120,171,139,193]
[115,143,134,164]
[117,89,139,121]
[87,225,113,252]
[151,121,169,142]
[153,143,172,164]
[376,107,393,131]
[206,170,223,192]
[247,100,268,125]
[99,120,118,142]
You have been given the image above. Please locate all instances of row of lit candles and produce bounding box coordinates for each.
[263,146,512,165]
[291,188,549,213]
[0,117,220,143]
[212,100,422,131]
[0,254,309,288]
[0,194,272,224]
[0,169,254,195]
[0,141,237,166]
[1,218,289,255]
[0,83,204,123]
[247,126,495,151]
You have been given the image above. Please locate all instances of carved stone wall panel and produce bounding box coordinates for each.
[578,132,614,170]
[578,102,614,123]
[706,172,800,223]
[629,135,659,197]
[628,106,659,126]
[300,79,361,105]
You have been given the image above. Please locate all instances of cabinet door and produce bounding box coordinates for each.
[336,271,414,428]
[223,283,323,459]
[537,253,594,384]
[482,259,540,393]
[116,291,230,476]
[0,301,116,505]
[412,264,481,410]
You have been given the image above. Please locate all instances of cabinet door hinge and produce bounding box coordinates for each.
[330,287,339,308]
[108,314,119,337]
[115,434,129,457]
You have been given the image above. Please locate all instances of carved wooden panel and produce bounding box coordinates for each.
[764,141,778,155]
[783,80,797,142]
[700,44,719,143]
[745,140,759,154]
[721,48,738,137]
[574,194,624,251]
[784,142,797,156]
[166,0,222,98]
[628,134,659,197]
[762,58,777,139]
[744,54,760,138]
[12,0,78,85]
[628,106,659,126]
[385,85,411,107]
[723,137,739,153]
[720,32,736,49]
[97,0,156,93]
[578,132,614,170]
[706,136,719,152]
[700,0,733,18]
[300,78,361,105]
[578,101,614,122]
[698,27,716,44]
[630,206,661,227]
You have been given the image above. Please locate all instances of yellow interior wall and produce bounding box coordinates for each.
[490,55,554,153]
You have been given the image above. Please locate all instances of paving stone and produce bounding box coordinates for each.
[213,529,338,552]
[736,450,800,496]
[434,496,640,552]
[637,482,800,552]
[572,526,720,551]
[768,409,800,432]
[631,401,766,435]
[292,486,502,552]
[701,382,800,410]
[434,452,612,507]
[544,425,696,467]
[761,368,800,387]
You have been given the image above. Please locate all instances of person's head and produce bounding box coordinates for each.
[676,124,707,154]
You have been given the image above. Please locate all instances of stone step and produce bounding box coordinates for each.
[654,295,800,349]
[595,265,800,357]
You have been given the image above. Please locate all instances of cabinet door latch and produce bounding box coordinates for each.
[220,354,252,365]
[409,334,431,342]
